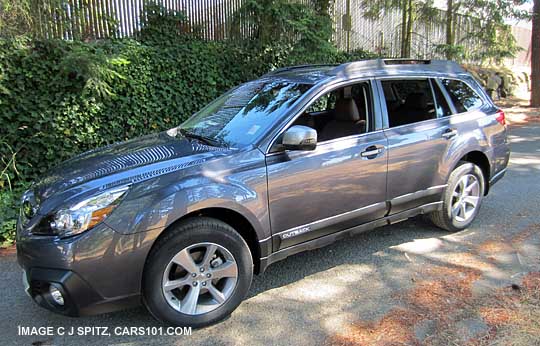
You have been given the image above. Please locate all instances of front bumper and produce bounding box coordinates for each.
[17,222,161,316]
[21,267,141,316]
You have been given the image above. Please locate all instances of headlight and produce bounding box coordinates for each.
[51,186,129,237]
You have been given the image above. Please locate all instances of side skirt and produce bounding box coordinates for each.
[258,201,442,273]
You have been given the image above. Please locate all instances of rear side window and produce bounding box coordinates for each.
[381,79,436,127]
[442,79,483,113]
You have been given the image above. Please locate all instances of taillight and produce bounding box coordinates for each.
[495,109,506,126]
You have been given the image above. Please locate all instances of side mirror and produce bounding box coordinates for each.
[282,125,317,151]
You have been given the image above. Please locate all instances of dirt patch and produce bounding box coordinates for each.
[522,272,540,291]
[477,240,514,254]
[497,96,540,126]
[474,272,540,346]
[502,105,540,126]
[479,306,517,326]
[327,222,540,346]
[0,245,16,257]
[511,224,540,245]
[328,265,481,346]
[329,308,423,346]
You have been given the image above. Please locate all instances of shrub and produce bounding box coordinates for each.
[0,4,376,244]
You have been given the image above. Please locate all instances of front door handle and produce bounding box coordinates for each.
[361,145,384,158]
[442,128,458,139]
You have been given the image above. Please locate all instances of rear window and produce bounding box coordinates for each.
[442,79,483,113]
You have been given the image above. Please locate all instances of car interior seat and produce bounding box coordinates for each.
[319,87,366,142]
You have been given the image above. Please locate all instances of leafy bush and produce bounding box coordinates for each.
[0,186,24,246]
[0,39,374,188]
[0,3,376,245]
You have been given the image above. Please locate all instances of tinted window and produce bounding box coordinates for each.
[431,80,452,117]
[306,91,336,113]
[291,82,373,142]
[181,80,311,147]
[381,79,436,127]
[442,79,483,113]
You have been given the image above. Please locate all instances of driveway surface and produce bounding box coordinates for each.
[1,113,539,346]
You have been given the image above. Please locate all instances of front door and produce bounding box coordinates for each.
[266,81,388,250]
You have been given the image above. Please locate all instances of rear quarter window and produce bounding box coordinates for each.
[442,79,484,113]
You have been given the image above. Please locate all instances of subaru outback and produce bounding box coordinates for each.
[17,59,509,327]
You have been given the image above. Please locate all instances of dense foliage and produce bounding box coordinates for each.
[0,4,375,245]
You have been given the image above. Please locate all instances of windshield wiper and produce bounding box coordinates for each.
[179,129,224,147]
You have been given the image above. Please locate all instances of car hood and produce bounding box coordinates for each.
[32,128,232,204]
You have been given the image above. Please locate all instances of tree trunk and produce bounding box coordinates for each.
[405,0,413,57]
[400,0,408,57]
[531,0,540,107]
[446,0,454,59]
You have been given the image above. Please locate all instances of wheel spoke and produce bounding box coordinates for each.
[211,261,238,279]
[171,248,199,273]
[463,196,479,210]
[207,283,226,303]
[180,285,201,315]
[201,244,218,267]
[465,180,478,194]
[452,202,461,217]
[459,202,467,218]
[163,277,191,292]
[458,177,466,194]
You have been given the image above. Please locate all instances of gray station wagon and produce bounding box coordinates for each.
[17,59,509,327]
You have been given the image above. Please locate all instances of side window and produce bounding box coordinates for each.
[305,92,336,113]
[381,79,436,127]
[431,79,452,117]
[442,79,483,113]
[292,82,373,142]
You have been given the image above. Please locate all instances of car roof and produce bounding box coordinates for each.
[264,59,469,84]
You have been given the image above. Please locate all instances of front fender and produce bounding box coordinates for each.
[149,182,268,241]
[104,153,270,243]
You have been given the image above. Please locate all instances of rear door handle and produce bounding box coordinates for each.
[361,145,384,158]
[442,128,458,139]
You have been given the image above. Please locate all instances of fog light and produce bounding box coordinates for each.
[49,284,64,306]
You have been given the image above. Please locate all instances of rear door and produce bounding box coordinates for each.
[377,77,454,214]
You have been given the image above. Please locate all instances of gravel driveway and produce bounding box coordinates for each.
[1,115,539,346]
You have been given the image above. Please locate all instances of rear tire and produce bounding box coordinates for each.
[143,217,253,328]
[429,162,485,232]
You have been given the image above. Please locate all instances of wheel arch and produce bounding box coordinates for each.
[144,207,263,277]
[456,150,491,195]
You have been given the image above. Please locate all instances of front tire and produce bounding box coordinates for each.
[429,162,485,232]
[143,217,253,328]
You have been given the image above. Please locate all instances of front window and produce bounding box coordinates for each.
[180,80,312,147]
[290,82,373,142]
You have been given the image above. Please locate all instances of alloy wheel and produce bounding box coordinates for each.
[450,173,481,222]
[162,242,238,315]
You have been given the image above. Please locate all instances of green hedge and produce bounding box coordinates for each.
[0,36,374,245]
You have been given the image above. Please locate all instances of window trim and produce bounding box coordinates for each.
[429,78,452,118]
[433,78,459,115]
[265,78,379,154]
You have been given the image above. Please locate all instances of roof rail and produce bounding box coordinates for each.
[332,59,465,76]
[263,63,338,76]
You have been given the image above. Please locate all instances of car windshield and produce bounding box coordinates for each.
[179,79,312,147]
